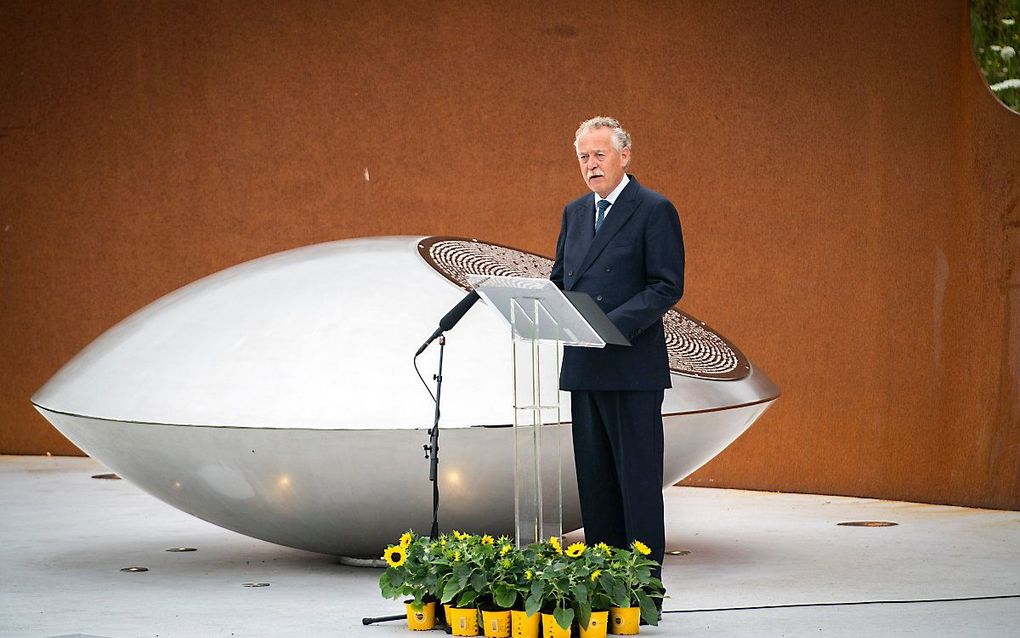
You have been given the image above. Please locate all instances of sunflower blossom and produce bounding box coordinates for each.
[631,540,651,556]
[548,536,563,554]
[382,544,407,568]
[500,544,512,557]
[453,550,461,562]
[399,531,413,548]
[590,569,601,582]
[481,534,494,545]
[566,542,586,558]
[594,542,613,556]
[525,569,533,580]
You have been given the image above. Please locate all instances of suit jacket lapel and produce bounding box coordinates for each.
[576,177,641,277]
[575,199,595,259]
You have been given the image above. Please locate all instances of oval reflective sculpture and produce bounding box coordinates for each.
[33,236,778,557]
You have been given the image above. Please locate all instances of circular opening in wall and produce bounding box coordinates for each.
[970,1,1020,113]
[837,521,899,527]
[91,473,121,480]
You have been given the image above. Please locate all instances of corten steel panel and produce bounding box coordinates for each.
[1,1,1017,509]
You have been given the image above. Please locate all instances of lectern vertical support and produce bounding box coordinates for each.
[510,297,562,547]
[467,274,626,548]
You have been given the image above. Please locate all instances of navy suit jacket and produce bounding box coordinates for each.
[550,176,685,391]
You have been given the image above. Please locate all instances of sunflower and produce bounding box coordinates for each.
[453,550,461,562]
[481,534,494,545]
[525,569,533,580]
[590,569,601,582]
[500,543,512,557]
[631,540,651,556]
[594,542,613,556]
[566,542,586,558]
[548,536,563,554]
[382,544,407,568]
[399,531,413,548]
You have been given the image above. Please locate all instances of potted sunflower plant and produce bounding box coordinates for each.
[561,541,618,638]
[603,540,664,635]
[523,536,583,638]
[468,534,519,638]
[435,530,487,637]
[378,531,438,631]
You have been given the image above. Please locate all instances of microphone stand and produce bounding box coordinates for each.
[427,335,445,541]
[362,335,448,628]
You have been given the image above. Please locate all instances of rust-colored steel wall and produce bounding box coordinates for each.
[2,1,1017,509]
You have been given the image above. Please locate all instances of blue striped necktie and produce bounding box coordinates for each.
[595,199,610,233]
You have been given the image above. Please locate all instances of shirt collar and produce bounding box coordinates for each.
[594,174,630,208]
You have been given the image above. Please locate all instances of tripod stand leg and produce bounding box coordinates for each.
[362,613,405,625]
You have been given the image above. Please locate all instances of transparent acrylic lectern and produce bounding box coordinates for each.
[467,274,625,547]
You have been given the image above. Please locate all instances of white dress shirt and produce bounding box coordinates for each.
[593,174,631,229]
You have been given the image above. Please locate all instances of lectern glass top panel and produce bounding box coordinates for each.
[466,275,605,347]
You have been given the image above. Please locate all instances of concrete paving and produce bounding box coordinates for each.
[1,455,1017,637]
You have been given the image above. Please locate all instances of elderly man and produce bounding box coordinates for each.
[550,116,685,601]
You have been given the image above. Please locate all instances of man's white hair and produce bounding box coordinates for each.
[574,116,632,153]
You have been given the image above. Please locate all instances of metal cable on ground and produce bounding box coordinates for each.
[662,593,1020,614]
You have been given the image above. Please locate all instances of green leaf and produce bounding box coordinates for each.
[636,590,658,626]
[525,591,543,617]
[440,579,461,604]
[470,570,486,593]
[530,580,543,598]
[457,590,478,608]
[493,585,517,609]
[574,600,592,630]
[552,606,574,630]
[610,581,629,608]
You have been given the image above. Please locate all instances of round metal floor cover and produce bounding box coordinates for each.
[837,521,899,527]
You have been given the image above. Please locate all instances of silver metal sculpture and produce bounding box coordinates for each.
[32,236,778,557]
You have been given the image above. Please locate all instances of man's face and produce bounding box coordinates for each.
[576,127,630,198]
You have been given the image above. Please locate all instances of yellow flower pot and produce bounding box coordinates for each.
[579,610,609,638]
[481,609,511,637]
[541,612,571,638]
[448,606,480,637]
[511,610,540,638]
[609,607,640,635]
[405,601,436,631]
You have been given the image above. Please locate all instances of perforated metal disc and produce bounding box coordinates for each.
[418,236,750,380]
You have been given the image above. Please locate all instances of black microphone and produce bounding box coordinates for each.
[415,290,480,356]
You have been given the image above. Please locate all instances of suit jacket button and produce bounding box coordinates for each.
[604,266,612,272]
[596,295,603,301]
[567,271,573,277]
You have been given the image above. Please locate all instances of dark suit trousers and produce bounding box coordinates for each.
[571,389,665,577]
